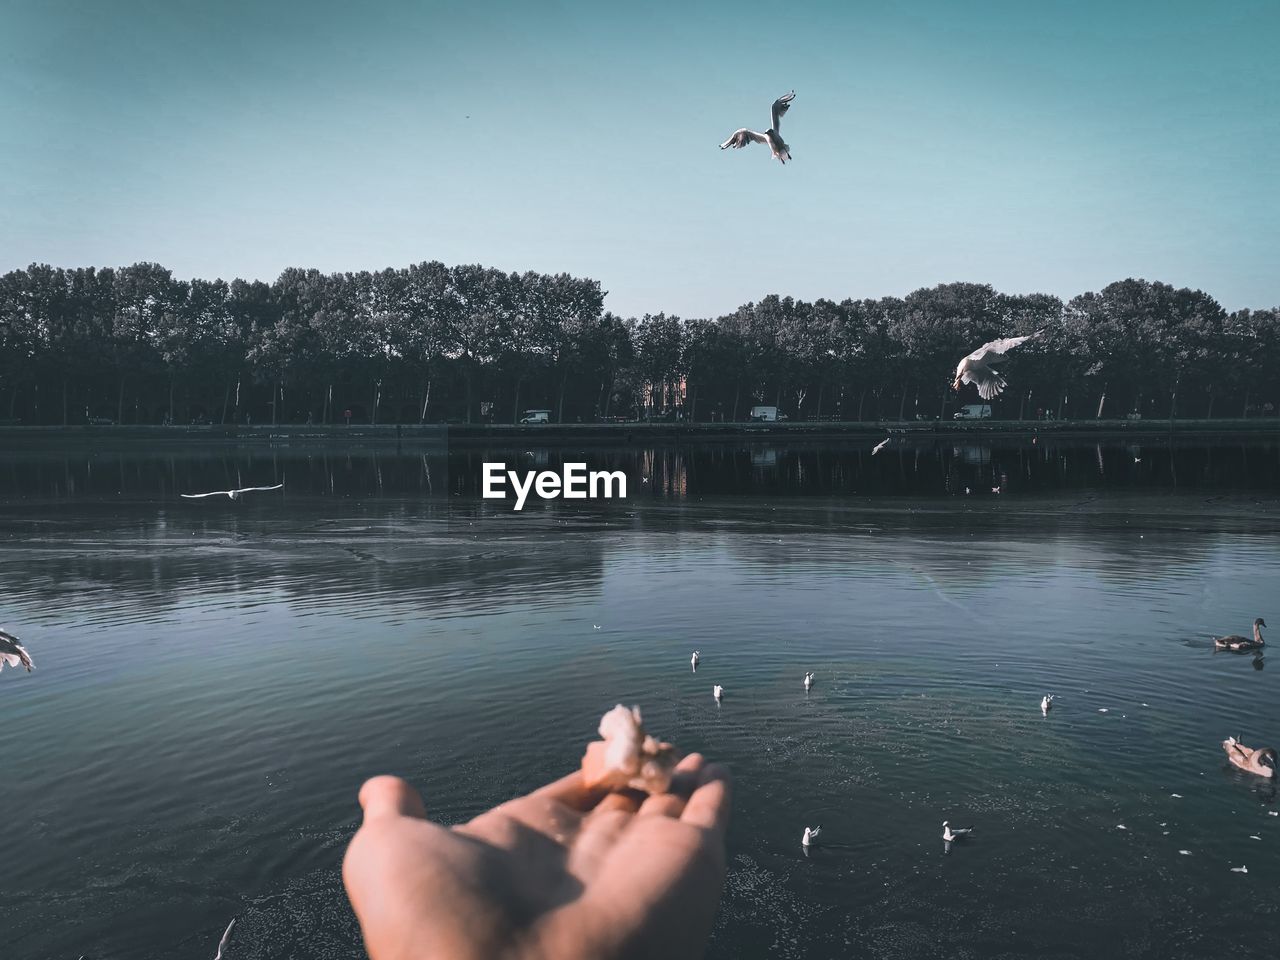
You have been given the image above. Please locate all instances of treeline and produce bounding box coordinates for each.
[0,261,1277,425]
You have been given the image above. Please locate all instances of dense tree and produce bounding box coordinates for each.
[0,263,1274,425]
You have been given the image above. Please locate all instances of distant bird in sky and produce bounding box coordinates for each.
[802,825,821,847]
[719,91,796,164]
[214,918,236,960]
[1041,694,1054,715]
[182,484,284,501]
[691,650,701,671]
[942,821,974,842]
[953,331,1042,400]
[713,684,724,702]
[0,628,34,673]
[804,671,815,691]
[991,485,1002,494]
[872,437,891,455]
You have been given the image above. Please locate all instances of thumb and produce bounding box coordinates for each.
[358,775,428,822]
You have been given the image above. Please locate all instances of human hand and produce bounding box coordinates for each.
[343,753,731,960]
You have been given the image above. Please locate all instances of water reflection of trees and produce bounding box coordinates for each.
[2,440,1277,503]
[6,511,614,624]
[4,438,1277,621]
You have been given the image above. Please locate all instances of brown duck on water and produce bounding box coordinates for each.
[1223,737,1277,778]
[1214,618,1266,652]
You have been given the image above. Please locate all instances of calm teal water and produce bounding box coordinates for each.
[2,439,1279,959]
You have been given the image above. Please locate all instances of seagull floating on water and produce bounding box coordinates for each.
[1231,865,1249,874]
[182,483,283,501]
[802,825,821,847]
[691,650,701,671]
[214,917,236,960]
[0,628,34,673]
[952,332,1042,400]
[719,91,796,164]
[803,671,815,691]
[942,821,974,842]
[1041,694,1054,715]
[713,684,724,702]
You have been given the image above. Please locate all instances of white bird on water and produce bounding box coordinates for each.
[214,917,236,960]
[713,684,724,702]
[691,650,701,671]
[942,821,974,842]
[1231,865,1249,874]
[804,671,815,691]
[952,332,1042,400]
[1041,694,1054,715]
[182,484,284,501]
[719,91,797,164]
[872,437,892,456]
[0,628,34,673]
[802,825,821,847]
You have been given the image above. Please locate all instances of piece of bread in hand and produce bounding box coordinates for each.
[582,704,679,794]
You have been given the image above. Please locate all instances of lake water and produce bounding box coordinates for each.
[3,438,1280,959]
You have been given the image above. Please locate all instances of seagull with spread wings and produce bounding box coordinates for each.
[720,91,796,164]
[0,628,34,674]
[213,917,236,960]
[952,331,1042,400]
[182,484,284,501]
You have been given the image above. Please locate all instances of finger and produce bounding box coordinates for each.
[357,775,427,822]
[638,792,686,818]
[680,763,732,833]
[666,752,706,800]
[528,769,607,812]
[595,790,643,815]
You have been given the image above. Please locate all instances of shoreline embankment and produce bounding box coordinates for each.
[0,418,1276,448]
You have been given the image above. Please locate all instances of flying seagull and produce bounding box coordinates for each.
[0,628,34,673]
[942,821,974,842]
[803,671,815,691]
[953,332,1042,400]
[214,917,237,960]
[871,437,892,456]
[719,91,796,164]
[802,825,821,847]
[182,484,284,501]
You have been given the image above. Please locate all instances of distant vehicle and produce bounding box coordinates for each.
[520,409,551,424]
[87,416,115,425]
[1126,412,1142,420]
[953,404,992,421]
[749,405,788,422]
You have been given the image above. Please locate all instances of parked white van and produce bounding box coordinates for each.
[519,409,551,424]
[953,404,992,420]
[748,405,788,422]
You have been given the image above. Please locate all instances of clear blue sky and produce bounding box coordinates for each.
[3,0,1277,315]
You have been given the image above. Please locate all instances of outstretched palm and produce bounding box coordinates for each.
[343,753,732,960]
